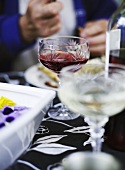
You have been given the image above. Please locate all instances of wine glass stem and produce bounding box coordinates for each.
[85,116,109,152]
[57,104,72,117]
[90,126,105,152]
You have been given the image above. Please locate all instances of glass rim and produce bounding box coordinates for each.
[39,35,88,43]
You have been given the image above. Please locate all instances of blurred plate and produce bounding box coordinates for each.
[24,64,59,90]
[87,56,105,64]
[0,83,55,170]
[24,58,104,90]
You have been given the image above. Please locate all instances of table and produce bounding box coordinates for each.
[0,72,125,170]
[7,109,125,170]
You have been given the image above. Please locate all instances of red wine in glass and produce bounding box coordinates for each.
[39,51,88,73]
[38,36,90,120]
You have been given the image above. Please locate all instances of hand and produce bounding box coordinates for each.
[79,20,108,57]
[19,0,63,43]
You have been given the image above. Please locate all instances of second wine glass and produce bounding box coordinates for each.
[58,63,125,151]
[38,36,90,120]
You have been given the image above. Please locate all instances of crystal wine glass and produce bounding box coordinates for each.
[38,36,90,120]
[58,63,125,151]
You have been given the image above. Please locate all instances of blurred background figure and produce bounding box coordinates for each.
[0,0,118,72]
[0,0,63,71]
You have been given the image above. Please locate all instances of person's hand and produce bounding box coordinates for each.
[79,20,108,57]
[19,0,63,43]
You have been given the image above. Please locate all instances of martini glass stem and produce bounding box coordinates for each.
[90,126,104,152]
[84,116,109,152]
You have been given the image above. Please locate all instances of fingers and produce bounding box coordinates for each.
[29,0,52,5]
[79,20,108,56]
[88,34,106,56]
[79,20,108,37]
[44,22,62,37]
[22,0,63,40]
[38,14,60,28]
[41,1,63,18]
[87,33,106,45]
[27,1,63,19]
[26,0,63,30]
[36,15,62,37]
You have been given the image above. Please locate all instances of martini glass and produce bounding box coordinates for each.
[38,36,90,120]
[58,63,125,151]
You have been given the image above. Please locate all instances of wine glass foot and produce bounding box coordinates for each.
[48,103,80,120]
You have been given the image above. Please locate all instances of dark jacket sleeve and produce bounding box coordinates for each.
[83,0,118,21]
[0,14,35,56]
[0,14,36,71]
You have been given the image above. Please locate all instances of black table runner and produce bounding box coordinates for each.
[7,113,125,170]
